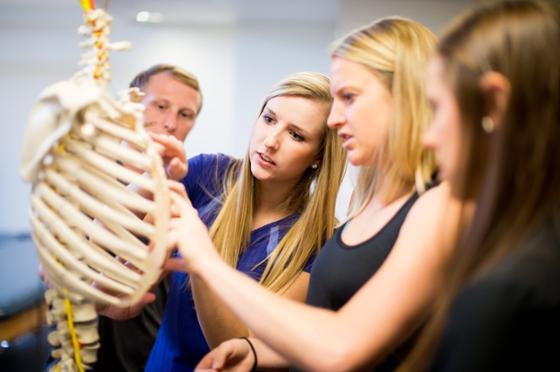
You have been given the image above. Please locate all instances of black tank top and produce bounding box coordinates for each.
[306,193,418,310]
[303,193,419,371]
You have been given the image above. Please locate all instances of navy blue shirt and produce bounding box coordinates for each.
[146,154,311,371]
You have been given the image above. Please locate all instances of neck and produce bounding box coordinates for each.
[376,179,412,206]
[368,190,411,211]
[253,179,297,228]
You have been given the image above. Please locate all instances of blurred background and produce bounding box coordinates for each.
[0,0,478,370]
[0,0,481,233]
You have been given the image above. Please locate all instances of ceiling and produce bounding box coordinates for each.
[0,0,340,26]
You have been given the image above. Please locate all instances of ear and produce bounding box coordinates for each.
[479,72,511,128]
[311,160,320,169]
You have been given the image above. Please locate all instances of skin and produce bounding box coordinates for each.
[423,56,510,196]
[422,56,463,189]
[249,96,325,228]
[142,72,200,142]
[250,96,324,185]
[328,57,409,246]
[142,71,201,180]
[328,57,393,166]
[169,176,457,371]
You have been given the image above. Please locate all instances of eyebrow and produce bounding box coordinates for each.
[180,107,195,114]
[333,84,359,95]
[265,108,312,137]
[152,97,197,113]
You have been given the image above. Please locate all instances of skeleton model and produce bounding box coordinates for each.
[20,5,170,371]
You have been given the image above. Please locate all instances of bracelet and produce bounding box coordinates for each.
[238,337,258,371]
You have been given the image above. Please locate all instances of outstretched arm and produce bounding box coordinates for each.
[169,183,458,371]
[192,270,310,348]
[167,181,311,348]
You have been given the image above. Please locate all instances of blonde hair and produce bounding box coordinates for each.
[331,17,437,214]
[209,72,346,292]
[130,63,203,115]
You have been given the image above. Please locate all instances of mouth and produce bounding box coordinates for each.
[256,152,276,166]
[338,132,353,148]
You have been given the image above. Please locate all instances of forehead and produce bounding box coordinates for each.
[144,72,200,107]
[426,56,447,92]
[330,57,382,91]
[265,96,327,136]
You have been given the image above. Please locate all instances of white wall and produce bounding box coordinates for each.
[336,0,476,37]
[233,20,335,152]
[0,0,476,232]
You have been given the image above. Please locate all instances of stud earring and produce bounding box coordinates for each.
[482,116,495,133]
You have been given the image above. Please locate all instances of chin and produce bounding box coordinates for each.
[348,158,361,166]
[253,173,277,183]
[250,164,272,182]
[249,162,261,178]
[347,152,367,167]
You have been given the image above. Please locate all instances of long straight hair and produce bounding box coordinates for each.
[401,1,560,370]
[209,72,347,292]
[331,17,437,214]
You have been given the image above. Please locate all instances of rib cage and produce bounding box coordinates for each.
[27,94,170,306]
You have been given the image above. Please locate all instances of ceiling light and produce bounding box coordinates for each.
[136,11,164,23]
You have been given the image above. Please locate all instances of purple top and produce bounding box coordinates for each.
[146,153,312,371]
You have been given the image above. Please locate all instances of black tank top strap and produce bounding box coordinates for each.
[337,191,419,250]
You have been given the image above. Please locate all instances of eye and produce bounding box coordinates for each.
[262,114,274,124]
[341,92,355,104]
[180,111,194,120]
[289,130,304,142]
[155,102,167,111]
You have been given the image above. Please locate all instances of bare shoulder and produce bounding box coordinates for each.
[404,183,452,227]
[396,182,456,255]
[414,182,451,211]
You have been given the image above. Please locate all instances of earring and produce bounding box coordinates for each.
[311,163,319,169]
[481,116,495,133]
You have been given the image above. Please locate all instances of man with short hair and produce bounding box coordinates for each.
[130,64,203,181]
[93,64,203,372]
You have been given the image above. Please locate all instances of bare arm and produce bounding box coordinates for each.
[192,270,310,348]
[166,181,311,348]
[169,183,458,371]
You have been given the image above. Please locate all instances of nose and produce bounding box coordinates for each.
[163,113,176,134]
[263,129,280,151]
[327,101,345,129]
